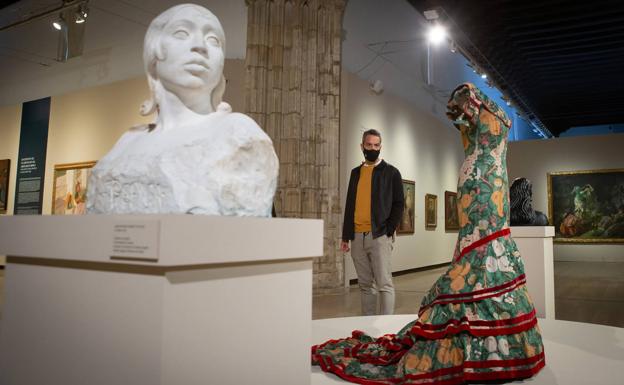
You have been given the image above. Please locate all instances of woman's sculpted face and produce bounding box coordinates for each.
[156,6,224,96]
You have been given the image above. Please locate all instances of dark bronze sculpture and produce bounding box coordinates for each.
[510,177,549,226]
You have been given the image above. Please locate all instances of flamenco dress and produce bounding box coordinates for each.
[311,83,545,384]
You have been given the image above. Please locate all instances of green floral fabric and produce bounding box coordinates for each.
[312,83,545,384]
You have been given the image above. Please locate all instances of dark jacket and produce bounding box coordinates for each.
[342,160,404,240]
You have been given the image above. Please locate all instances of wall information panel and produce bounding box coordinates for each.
[14,97,51,215]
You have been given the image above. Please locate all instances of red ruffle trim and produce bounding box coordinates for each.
[312,308,538,367]
[419,274,526,314]
[410,309,537,339]
[455,228,511,262]
[314,351,545,385]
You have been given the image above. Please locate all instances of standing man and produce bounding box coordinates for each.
[341,129,404,315]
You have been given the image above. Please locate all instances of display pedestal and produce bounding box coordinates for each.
[0,215,323,385]
[511,226,555,319]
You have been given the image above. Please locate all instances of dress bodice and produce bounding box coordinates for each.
[446,83,513,244]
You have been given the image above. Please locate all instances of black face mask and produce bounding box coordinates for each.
[363,149,380,162]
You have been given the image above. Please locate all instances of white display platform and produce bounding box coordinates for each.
[311,315,624,384]
[0,215,323,385]
[511,226,555,318]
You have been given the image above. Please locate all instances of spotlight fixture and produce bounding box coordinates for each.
[423,9,440,21]
[449,40,457,53]
[480,73,487,79]
[427,24,447,44]
[75,3,88,24]
[75,11,86,23]
[369,79,384,95]
[52,16,66,30]
[424,8,447,45]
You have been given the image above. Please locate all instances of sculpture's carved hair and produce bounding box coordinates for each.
[510,177,535,225]
[140,4,226,117]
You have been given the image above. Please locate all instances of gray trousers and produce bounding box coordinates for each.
[351,232,395,315]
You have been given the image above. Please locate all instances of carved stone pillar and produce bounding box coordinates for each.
[245,0,346,293]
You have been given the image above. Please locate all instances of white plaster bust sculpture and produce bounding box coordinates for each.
[87,4,278,216]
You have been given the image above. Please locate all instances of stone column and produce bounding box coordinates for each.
[245,0,345,293]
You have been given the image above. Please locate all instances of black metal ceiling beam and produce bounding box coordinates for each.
[513,30,624,51]
[527,51,624,67]
[506,17,624,38]
[516,40,624,56]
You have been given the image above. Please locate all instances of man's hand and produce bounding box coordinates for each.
[340,240,350,252]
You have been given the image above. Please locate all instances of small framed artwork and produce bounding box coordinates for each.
[548,168,624,243]
[425,193,437,229]
[52,161,97,215]
[444,191,459,231]
[0,159,10,213]
[397,179,415,234]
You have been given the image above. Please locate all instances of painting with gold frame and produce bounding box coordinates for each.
[548,168,624,243]
[397,179,415,234]
[52,161,97,215]
[425,193,437,229]
[444,191,459,231]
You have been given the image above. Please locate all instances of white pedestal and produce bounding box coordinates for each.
[0,215,323,385]
[511,226,555,319]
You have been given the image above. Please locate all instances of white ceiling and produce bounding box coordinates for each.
[341,0,467,126]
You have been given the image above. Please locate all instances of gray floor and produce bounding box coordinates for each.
[0,261,623,328]
[313,261,624,328]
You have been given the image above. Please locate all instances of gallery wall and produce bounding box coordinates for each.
[508,134,624,262]
[340,70,465,283]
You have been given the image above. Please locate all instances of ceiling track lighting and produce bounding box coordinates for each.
[369,79,384,95]
[427,24,447,45]
[423,9,440,21]
[424,8,448,45]
[52,16,66,30]
[449,40,457,53]
[75,3,88,24]
[50,1,89,30]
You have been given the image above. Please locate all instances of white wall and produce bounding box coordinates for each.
[508,134,624,262]
[340,70,464,283]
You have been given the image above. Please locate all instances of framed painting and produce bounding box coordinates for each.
[444,190,459,231]
[425,193,437,229]
[0,159,9,213]
[397,179,415,234]
[52,161,97,215]
[547,168,624,243]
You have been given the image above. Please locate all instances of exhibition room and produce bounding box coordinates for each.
[0,0,623,384]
